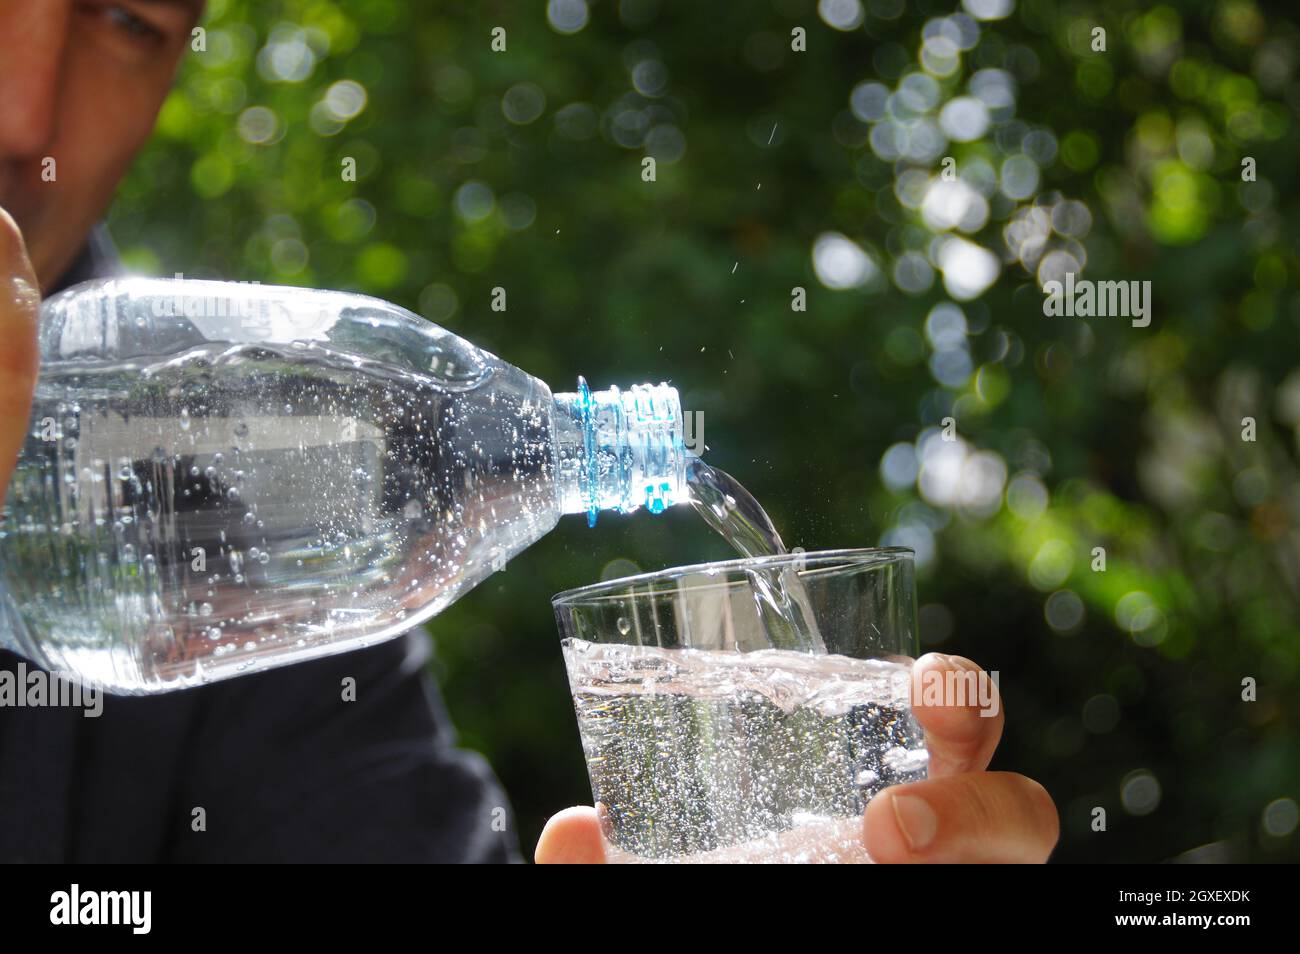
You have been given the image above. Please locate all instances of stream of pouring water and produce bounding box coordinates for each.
[683,456,826,654]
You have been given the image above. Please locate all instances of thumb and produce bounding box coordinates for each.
[534,806,608,864]
[0,206,40,509]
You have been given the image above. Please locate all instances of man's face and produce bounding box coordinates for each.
[0,1,202,290]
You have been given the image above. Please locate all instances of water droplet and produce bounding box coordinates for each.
[617,617,632,636]
[179,408,191,430]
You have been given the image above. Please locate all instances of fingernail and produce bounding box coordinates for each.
[892,794,937,852]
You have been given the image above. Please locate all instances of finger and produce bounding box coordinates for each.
[910,652,1004,777]
[0,206,40,509]
[534,806,607,864]
[864,771,1060,863]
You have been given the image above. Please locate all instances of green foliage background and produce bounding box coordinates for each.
[108,0,1299,861]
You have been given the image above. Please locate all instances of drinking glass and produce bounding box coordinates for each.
[552,547,924,863]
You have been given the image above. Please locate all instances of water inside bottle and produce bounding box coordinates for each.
[4,375,825,691]
[2,335,559,691]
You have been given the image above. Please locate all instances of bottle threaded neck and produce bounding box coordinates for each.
[553,378,685,526]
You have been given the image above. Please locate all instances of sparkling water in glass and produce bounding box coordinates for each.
[553,548,926,863]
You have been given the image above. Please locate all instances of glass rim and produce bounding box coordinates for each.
[551,546,914,608]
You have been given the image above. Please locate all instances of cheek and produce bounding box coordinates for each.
[59,48,178,190]
[62,86,165,183]
[26,61,176,285]
[41,65,172,209]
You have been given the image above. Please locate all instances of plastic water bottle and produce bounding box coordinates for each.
[0,278,686,693]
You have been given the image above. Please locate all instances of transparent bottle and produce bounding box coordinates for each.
[0,278,686,693]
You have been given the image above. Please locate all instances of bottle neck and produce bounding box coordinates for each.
[552,378,686,526]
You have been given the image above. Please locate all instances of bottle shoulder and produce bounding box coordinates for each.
[40,277,502,393]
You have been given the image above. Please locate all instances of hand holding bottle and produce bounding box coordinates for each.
[0,206,40,509]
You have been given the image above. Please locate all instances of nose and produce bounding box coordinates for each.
[0,2,73,161]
